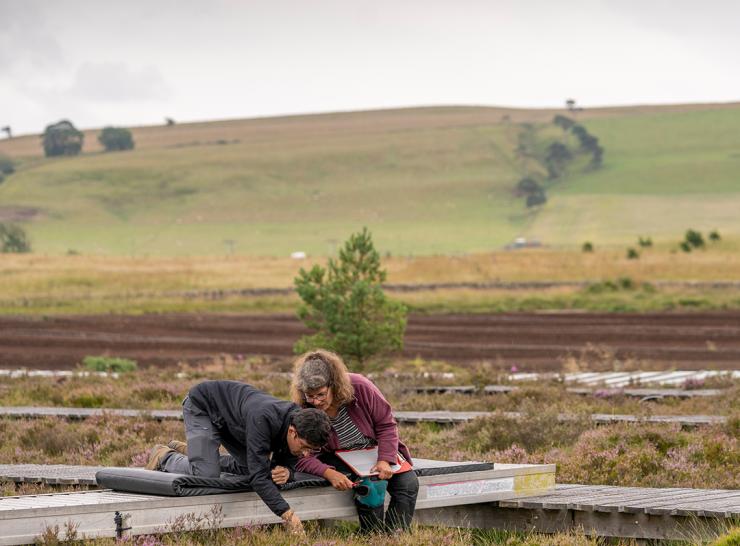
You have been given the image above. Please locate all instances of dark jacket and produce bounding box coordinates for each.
[296,373,412,477]
[188,380,299,516]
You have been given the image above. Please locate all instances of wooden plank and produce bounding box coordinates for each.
[0,464,555,545]
[409,386,478,395]
[567,388,722,398]
[483,385,520,394]
[0,406,727,427]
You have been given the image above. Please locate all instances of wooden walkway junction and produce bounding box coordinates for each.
[0,463,555,545]
[418,484,740,541]
[0,406,726,427]
[0,464,737,542]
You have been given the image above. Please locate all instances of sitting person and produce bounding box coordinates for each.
[145,380,332,535]
[291,349,419,533]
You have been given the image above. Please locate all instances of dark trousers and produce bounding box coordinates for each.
[320,453,419,533]
[162,396,246,476]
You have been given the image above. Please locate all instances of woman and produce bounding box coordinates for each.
[292,349,418,533]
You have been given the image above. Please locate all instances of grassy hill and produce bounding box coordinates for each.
[1,104,739,256]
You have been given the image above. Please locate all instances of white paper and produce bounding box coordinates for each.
[336,447,403,476]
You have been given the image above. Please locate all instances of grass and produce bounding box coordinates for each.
[2,249,740,315]
[1,104,739,256]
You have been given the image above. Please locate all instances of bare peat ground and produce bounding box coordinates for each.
[1,311,740,371]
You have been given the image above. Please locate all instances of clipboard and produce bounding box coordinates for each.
[335,447,413,477]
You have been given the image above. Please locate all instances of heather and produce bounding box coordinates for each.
[33,521,609,546]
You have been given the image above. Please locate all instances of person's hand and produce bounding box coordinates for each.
[271,466,290,485]
[323,468,355,491]
[281,509,305,536]
[371,460,394,480]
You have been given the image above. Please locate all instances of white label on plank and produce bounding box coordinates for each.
[426,478,514,499]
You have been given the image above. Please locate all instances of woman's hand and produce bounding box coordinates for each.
[271,465,290,485]
[371,460,394,480]
[323,468,355,491]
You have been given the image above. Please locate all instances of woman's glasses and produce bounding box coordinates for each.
[304,389,330,402]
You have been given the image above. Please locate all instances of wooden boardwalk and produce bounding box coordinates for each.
[0,406,727,427]
[0,463,555,545]
[0,464,736,541]
[0,464,102,486]
[419,484,740,540]
[410,384,723,399]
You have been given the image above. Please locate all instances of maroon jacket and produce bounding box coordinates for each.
[295,373,413,477]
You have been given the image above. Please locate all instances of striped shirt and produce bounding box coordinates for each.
[331,405,375,450]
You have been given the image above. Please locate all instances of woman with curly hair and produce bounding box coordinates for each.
[291,349,418,533]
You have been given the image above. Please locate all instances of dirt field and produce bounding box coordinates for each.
[1,312,739,371]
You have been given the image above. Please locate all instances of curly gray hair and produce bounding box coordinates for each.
[294,357,332,392]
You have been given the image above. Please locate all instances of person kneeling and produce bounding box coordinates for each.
[145,380,332,535]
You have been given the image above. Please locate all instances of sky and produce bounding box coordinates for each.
[2,0,740,135]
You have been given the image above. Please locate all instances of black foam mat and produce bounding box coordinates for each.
[96,459,493,497]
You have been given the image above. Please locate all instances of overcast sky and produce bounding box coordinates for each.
[2,0,740,135]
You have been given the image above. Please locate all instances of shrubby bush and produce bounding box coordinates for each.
[82,355,138,373]
[98,126,134,151]
[42,120,84,157]
[0,222,31,253]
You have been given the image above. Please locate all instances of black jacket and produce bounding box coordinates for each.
[189,380,299,516]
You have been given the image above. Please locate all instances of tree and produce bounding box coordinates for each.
[553,115,575,131]
[0,223,31,253]
[516,177,542,196]
[626,248,639,260]
[526,191,547,208]
[98,126,134,151]
[545,142,572,179]
[1,126,11,139]
[582,241,594,252]
[709,230,721,242]
[42,120,83,157]
[0,154,15,175]
[565,99,576,111]
[684,229,705,249]
[293,228,407,367]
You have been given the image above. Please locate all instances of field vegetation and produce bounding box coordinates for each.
[1,104,739,256]
[2,249,740,314]
[1,357,738,544]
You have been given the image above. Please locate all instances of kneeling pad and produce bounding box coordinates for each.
[95,467,327,496]
[96,459,493,497]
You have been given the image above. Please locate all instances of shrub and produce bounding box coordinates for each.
[0,154,14,175]
[709,230,722,242]
[294,228,407,367]
[516,177,542,196]
[626,248,639,260]
[685,229,705,249]
[42,120,84,157]
[98,126,134,151]
[0,222,31,253]
[680,241,692,253]
[82,355,138,373]
[459,404,591,453]
[525,191,547,208]
[637,236,652,248]
[581,242,593,253]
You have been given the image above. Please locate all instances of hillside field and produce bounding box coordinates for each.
[1,104,739,256]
